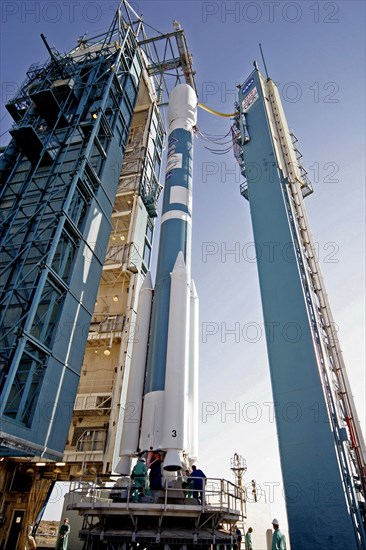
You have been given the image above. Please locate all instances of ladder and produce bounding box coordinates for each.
[266,79,366,548]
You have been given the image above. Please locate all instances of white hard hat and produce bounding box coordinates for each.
[272,518,279,526]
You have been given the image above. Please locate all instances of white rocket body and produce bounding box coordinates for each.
[116,83,198,473]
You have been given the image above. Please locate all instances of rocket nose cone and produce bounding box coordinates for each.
[190,278,198,298]
[168,83,197,130]
[172,251,186,271]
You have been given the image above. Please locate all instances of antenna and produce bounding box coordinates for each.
[259,43,270,80]
[40,33,63,73]
[230,453,247,531]
[230,452,247,485]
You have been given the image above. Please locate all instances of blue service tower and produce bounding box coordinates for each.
[235,65,366,549]
[0,13,142,459]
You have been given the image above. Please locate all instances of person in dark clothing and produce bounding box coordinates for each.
[187,465,207,503]
[149,450,163,490]
[182,469,194,497]
[235,527,242,550]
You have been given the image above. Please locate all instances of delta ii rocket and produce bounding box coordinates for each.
[116,84,199,474]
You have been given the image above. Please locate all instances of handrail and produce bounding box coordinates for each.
[67,476,245,515]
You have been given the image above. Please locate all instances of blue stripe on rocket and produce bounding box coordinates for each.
[144,127,193,393]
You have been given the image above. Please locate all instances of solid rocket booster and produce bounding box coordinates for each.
[116,273,153,475]
[116,84,198,474]
[188,280,199,462]
[161,251,190,469]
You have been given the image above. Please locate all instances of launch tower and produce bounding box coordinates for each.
[0,2,213,548]
[235,63,366,549]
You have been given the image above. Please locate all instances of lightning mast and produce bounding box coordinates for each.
[230,453,247,530]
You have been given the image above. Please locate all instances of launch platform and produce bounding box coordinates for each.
[67,476,243,549]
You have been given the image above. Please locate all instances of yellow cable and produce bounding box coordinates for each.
[198,103,237,118]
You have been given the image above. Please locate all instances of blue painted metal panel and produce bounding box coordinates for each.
[239,69,357,549]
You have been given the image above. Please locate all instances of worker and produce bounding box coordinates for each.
[187,465,206,504]
[245,527,253,550]
[182,469,194,497]
[55,518,70,550]
[146,447,155,468]
[271,519,286,550]
[130,457,147,501]
[149,450,163,490]
[235,527,242,549]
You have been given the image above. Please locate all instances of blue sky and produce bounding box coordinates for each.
[1,0,365,530]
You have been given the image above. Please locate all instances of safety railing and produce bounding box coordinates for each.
[67,476,245,515]
[104,242,141,268]
[88,314,125,334]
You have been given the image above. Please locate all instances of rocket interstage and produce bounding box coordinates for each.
[116,84,198,475]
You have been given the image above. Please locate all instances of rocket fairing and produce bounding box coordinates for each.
[116,84,198,475]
